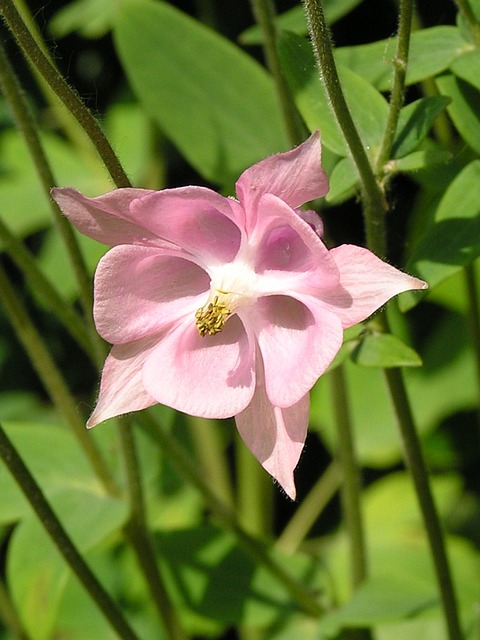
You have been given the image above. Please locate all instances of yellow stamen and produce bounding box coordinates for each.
[195,295,231,337]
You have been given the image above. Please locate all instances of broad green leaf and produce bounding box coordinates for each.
[390,147,452,174]
[335,27,471,91]
[392,96,451,159]
[239,0,365,44]
[450,48,480,92]
[436,74,480,155]
[49,0,116,38]
[325,156,358,203]
[279,32,389,158]
[114,0,287,186]
[405,160,480,296]
[351,333,422,367]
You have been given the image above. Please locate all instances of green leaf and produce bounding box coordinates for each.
[351,333,423,368]
[405,160,480,297]
[335,26,471,91]
[436,73,480,155]
[279,32,388,158]
[450,48,480,92]
[389,146,452,174]
[49,0,116,38]
[325,156,358,204]
[114,0,287,186]
[392,96,451,158]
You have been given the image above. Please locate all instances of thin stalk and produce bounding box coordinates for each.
[0,261,117,495]
[464,264,480,425]
[249,0,306,145]
[329,366,368,589]
[276,460,341,554]
[302,0,387,256]
[0,423,140,640]
[118,419,187,640]
[139,411,324,617]
[235,431,273,538]
[0,36,104,367]
[383,366,463,640]
[453,0,480,45]
[376,0,415,172]
[0,0,131,189]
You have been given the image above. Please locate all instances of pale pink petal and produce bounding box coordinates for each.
[142,315,256,419]
[51,187,162,246]
[235,374,310,500]
[93,245,209,344]
[247,295,343,408]
[129,187,243,265]
[322,245,428,327]
[87,336,159,427]
[235,132,328,227]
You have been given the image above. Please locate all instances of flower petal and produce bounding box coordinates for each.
[235,378,310,500]
[235,131,328,225]
[93,245,210,344]
[249,295,343,407]
[51,187,161,246]
[88,337,159,427]
[142,315,255,419]
[322,245,428,327]
[129,187,243,265]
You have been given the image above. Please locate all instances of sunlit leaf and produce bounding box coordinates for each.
[351,333,423,368]
[436,74,480,155]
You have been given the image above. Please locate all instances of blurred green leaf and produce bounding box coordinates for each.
[392,96,451,159]
[279,32,388,158]
[351,333,423,367]
[114,0,287,186]
[436,74,480,155]
[335,27,471,91]
[450,49,480,92]
[49,0,116,38]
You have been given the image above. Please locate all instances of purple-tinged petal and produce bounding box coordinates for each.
[51,187,162,246]
[129,187,243,265]
[87,337,159,427]
[94,245,210,344]
[322,245,428,327]
[235,376,309,500]
[249,295,343,408]
[142,315,255,419]
[235,132,328,226]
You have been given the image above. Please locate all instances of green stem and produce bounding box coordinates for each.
[302,0,387,256]
[276,461,341,554]
[330,366,369,589]
[0,262,117,496]
[0,35,105,367]
[376,0,414,172]
[118,419,187,640]
[0,0,131,189]
[139,411,323,617]
[0,423,139,640]
[453,0,480,45]
[249,0,306,145]
[383,366,463,640]
[464,264,480,421]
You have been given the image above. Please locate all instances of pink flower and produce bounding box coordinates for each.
[52,132,426,499]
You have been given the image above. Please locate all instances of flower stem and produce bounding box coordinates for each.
[302,0,387,256]
[118,418,188,640]
[249,0,306,145]
[330,366,369,589]
[0,35,105,367]
[0,0,131,189]
[376,0,414,172]
[0,262,117,496]
[139,411,324,617]
[0,422,140,640]
[383,365,463,640]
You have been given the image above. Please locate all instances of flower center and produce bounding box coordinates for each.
[195,294,232,336]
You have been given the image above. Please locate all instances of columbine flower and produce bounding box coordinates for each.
[52,132,426,499]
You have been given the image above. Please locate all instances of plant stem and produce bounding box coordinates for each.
[118,418,187,640]
[0,422,139,640]
[383,366,463,640]
[0,262,117,496]
[330,366,369,589]
[0,35,105,367]
[276,460,341,554]
[302,0,387,256]
[376,0,414,172]
[139,411,324,617]
[0,0,131,189]
[464,264,480,425]
[249,0,306,145]
[453,0,480,45]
